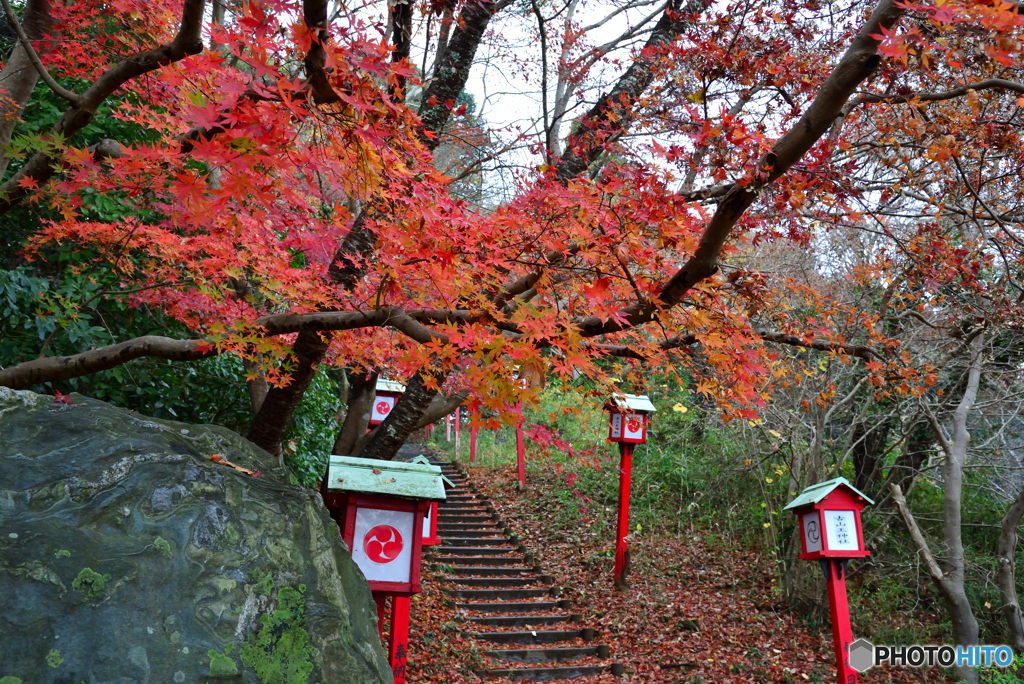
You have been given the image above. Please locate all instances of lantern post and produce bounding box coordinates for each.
[446,413,451,442]
[470,410,478,464]
[322,455,449,683]
[603,393,656,591]
[455,406,461,455]
[784,478,873,684]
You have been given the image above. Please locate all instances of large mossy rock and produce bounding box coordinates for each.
[0,388,392,684]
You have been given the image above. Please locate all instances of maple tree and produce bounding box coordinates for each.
[0,0,1022,672]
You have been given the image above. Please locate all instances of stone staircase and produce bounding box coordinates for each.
[425,458,623,681]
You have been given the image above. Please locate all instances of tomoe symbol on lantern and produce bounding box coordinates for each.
[376,400,392,416]
[364,524,403,564]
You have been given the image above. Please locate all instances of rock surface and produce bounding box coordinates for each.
[0,388,393,684]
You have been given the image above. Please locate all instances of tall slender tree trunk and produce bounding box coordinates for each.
[891,335,984,684]
[996,485,1024,653]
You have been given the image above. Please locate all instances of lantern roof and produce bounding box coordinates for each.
[783,477,874,511]
[376,379,406,394]
[326,455,448,500]
[402,454,456,489]
[604,393,657,414]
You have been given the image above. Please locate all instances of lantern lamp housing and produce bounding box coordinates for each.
[323,455,447,595]
[370,379,406,426]
[403,454,456,546]
[784,477,873,560]
[603,393,657,444]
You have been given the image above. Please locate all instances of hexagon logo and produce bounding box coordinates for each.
[848,638,875,673]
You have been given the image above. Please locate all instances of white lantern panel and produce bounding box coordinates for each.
[351,507,415,584]
[422,505,432,538]
[371,395,397,423]
[623,413,645,440]
[610,414,622,439]
[823,509,859,551]
[802,511,822,553]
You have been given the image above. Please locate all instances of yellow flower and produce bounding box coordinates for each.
[769,429,782,438]
[763,523,771,528]
[672,403,688,413]
[765,477,774,484]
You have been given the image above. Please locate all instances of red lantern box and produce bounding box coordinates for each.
[403,454,455,546]
[784,477,873,560]
[370,379,406,427]
[604,393,656,444]
[324,455,447,595]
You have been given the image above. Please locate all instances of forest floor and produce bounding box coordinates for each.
[407,460,951,684]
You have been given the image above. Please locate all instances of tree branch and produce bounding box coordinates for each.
[0,0,79,104]
[0,0,207,215]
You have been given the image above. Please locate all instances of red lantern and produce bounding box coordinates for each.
[602,393,657,590]
[604,393,655,444]
[786,478,871,560]
[403,454,455,546]
[324,455,446,595]
[370,379,406,427]
[785,478,873,684]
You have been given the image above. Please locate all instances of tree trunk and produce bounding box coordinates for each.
[997,485,1024,653]
[852,419,890,495]
[246,331,330,454]
[333,369,378,456]
[940,337,983,666]
[890,483,979,684]
[358,369,446,461]
[890,335,983,684]
[0,0,52,180]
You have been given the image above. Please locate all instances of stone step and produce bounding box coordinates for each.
[444,577,538,588]
[444,587,553,600]
[484,645,606,664]
[472,629,587,645]
[444,566,537,576]
[439,501,490,508]
[469,614,571,628]
[477,665,619,681]
[436,529,504,538]
[437,521,499,530]
[430,555,525,566]
[438,508,491,516]
[442,537,510,546]
[432,546,518,556]
[455,601,563,613]
[438,514,494,523]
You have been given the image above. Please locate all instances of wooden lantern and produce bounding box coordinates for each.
[604,393,656,444]
[785,477,874,684]
[323,455,447,595]
[404,454,455,546]
[370,379,406,427]
[784,477,872,560]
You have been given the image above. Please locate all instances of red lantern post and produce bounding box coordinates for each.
[784,478,873,684]
[455,406,461,454]
[515,402,525,487]
[322,456,448,683]
[470,411,478,464]
[603,393,656,591]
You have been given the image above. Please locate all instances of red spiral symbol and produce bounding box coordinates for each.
[364,524,403,563]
